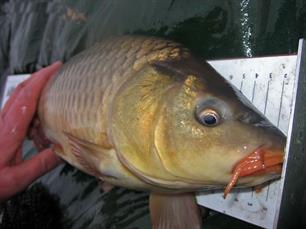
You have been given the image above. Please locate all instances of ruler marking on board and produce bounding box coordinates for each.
[277,80,286,127]
[266,184,270,201]
[264,77,271,115]
[251,80,256,102]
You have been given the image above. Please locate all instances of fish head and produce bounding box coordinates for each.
[153,60,286,189]
[112,58,285,192]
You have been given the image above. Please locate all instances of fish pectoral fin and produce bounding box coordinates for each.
[64,132,115,179]
[64,132,103,155]
[99,180,114,193]
[149,193,202,229]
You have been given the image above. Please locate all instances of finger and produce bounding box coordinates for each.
[13,145,23,165]
[1,61,62,119]
[28,118,52,151]
[0,62,62,166]
[7,144,23,166]
[0,148,63,201]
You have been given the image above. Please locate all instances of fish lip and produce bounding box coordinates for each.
[237,145,284,176]
[223,145,284,198]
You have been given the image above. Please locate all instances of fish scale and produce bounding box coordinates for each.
[39,36,187,174]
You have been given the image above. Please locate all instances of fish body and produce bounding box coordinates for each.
[38,36,285,227]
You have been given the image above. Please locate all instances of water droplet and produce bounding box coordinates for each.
[11,127,17,134]
[21,106,27,114]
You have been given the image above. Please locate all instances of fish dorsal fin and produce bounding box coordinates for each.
[64,132,116,179]
[149,193,202,229]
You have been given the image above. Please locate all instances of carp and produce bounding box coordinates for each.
[37,36,285,228]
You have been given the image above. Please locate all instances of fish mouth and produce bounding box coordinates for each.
[223,146,284,198]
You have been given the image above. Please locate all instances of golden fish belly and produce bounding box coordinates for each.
[38,36,191,190]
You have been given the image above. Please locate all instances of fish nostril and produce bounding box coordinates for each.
[253,120,286,146]
[237,110,276,128]
[253,119,273,128]
[238,113,261,125]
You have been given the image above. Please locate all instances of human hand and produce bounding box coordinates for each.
[0,62,63,201]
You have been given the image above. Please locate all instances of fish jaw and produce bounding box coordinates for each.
[223,146,284,198]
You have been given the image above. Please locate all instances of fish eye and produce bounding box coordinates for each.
[197,108,220,127]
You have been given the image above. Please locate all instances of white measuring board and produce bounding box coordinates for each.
[1,74,31,108]
[197,55,297,229]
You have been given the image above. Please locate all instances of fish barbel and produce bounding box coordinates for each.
[38,36,285,228]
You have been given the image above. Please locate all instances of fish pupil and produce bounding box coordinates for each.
[203,115,217,125]
[195,107,220,127]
